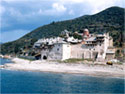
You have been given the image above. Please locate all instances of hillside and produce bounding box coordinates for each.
[1,6,124,55]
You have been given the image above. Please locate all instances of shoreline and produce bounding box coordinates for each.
[0,58,124,78]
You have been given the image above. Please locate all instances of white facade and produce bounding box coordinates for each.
[41,43,71,60]
[62,43,71,60]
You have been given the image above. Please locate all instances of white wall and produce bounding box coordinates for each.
[48,44,63,60]
[62,44,71,60]
[109,38,113,47]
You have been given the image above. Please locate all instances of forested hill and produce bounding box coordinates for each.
[1,6,124,54]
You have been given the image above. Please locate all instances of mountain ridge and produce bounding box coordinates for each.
[1,6,124,54]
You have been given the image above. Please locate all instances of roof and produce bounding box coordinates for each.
[84,29,89,32]
[96,34,105,37]
[34,43,41,46]
[108,46,115,49]
[106,50,115,54]
[34,53,41,56]
[55,41,67,44]
[78,33,83,36]
[85,37,96,41]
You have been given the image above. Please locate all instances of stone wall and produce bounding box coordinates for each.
[70,44,84,58]
[106,54,115,60]
[70,44,97,59]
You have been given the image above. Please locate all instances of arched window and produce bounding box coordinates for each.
[43,55,47,60]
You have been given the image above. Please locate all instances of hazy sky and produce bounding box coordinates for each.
[0,0,124,43]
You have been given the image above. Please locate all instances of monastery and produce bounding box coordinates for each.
[33,29,115,61]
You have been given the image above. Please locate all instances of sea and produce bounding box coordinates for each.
[0,58,124,93]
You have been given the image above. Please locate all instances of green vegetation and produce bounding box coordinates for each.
[72,33,83,40]
[1,6,124,55]
[63,58,93,63]
[117,62,123,65]
[63,58,84,63]
[18,56,35,61]
[115,49,121,57]
[115,48,124,62]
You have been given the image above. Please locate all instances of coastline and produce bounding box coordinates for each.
[0,58,124,78]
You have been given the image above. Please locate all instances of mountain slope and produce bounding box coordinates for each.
[1,6,124,55]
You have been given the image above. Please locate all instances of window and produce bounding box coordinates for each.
[57,48,59,51]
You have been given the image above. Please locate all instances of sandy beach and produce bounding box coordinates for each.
[0,58,124,78]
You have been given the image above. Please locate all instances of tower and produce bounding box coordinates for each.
[83,29,89,40]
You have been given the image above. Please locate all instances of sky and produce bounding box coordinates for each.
[0,0,124,43]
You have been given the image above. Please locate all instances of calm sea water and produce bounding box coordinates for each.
[0,58,124,93]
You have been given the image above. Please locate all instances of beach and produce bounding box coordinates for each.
[0,58,124,78]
